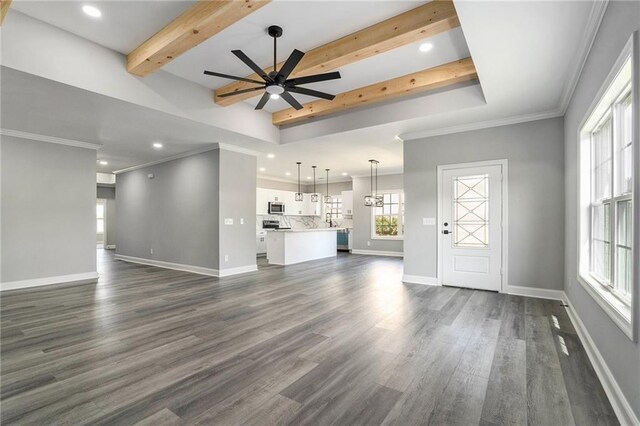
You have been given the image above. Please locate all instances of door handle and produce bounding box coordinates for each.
[442,230,450,235]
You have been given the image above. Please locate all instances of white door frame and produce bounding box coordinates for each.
[437,159,509,293]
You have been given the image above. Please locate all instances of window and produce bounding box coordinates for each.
[96,201,105,234]
[589,88,632,303]
[578,44,635,339]
[326,196,342,221]
[372,192,404,239]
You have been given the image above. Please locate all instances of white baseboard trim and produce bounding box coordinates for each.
[565,298,639,426]
[506,285,565,301]
[219,264,258,277]
[402,274,440,286]
[351,249,403,257]
[115,254,258,278]
[115,254,219,277]
[1,272,99,291]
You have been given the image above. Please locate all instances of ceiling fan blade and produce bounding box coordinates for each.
[286,86,336,101]
[217,87,265,98]
[286,71,341,86]
[278,49,305,80]
[281,91,304,110]
[203,70,265,85]
[231,50,272,82]
[255,92,270,110]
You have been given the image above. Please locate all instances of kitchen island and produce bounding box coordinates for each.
[266,228,343,265]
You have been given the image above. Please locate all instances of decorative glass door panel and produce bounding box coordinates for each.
[453,174,489,248]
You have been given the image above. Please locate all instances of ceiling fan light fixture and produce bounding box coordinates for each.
[266,85,285,95]
[270,93,280,100]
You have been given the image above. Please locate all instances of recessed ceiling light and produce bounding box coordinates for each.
[342,172,348,176]
[270,94,280,100]
[419,42,433,53]
[153,142,163,149]
[99,160,108,165]
[259,167,266,172]
[82,5,102,18]
[306,176,312,180]
[267,153,275,159]
[285,172,291,176]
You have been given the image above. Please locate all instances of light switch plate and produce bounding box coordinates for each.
[423,217,435,226]
[224,218,233,225]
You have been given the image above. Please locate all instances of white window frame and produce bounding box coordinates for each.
[371,190,404,240]
[325,196,342,221]
[577,33,639,341]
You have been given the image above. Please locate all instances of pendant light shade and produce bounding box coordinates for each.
[364,159,380,207]
[324,169,332,204]
[295,162,303,201]
[311,166,319,202]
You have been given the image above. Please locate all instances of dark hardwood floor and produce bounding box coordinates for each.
[1,250,618,425]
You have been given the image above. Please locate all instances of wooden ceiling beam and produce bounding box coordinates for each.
[0,0,13,26]
[272,57,477,126]
[215,0,460,106]
[127,0,271,77]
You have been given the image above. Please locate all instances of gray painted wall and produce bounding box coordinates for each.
[219,150,257,269]
[404,117,565,290]
[563,1,640,418]
[257,178,353,195]
[1,136,96,282]
[257,178,299,192]
[116,149,220,270]
[352,174,404,253]
[308,181,353,196]
[97,185,116,248]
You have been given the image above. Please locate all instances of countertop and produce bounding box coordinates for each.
[265,228,346,233]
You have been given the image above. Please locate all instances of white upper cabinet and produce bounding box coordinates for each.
[342,191,353,217]
[256,188,320,216]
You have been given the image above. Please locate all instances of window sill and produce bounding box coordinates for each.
[577,272,633,340]
[371,236,403,241]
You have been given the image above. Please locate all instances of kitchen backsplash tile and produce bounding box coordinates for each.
[257,215,353,230]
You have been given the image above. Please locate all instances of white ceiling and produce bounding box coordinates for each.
[3,0,602,183]
[10,1,466,112]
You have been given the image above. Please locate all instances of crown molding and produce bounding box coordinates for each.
[113,145,219,174]
[558,0,609,114]
[0,128,102,150]
[257,175,353,185]
[217,143,260,157]
[399,108,563,142]
[350,170,404,179]
[113,142,263,174]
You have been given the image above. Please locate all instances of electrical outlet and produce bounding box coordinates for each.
[224,218,233,225]
[150,248,153,255]
[367,241,371,246]
[224,254,229,262]
[240,218,244,225]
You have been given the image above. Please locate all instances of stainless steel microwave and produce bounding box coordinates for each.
[268,202,285,215]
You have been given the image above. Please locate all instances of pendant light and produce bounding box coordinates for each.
[364,159,378,206]
[374,160,384,207]
[324,169,332,204]
[295,162,303,201]
[311,166,319,202]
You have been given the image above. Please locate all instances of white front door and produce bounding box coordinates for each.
[440,164,503,291]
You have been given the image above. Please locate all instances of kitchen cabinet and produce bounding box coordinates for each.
[256,230,267,255]
[341,190,353,217]
[256,188,321,216]
[303,194,322,216]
